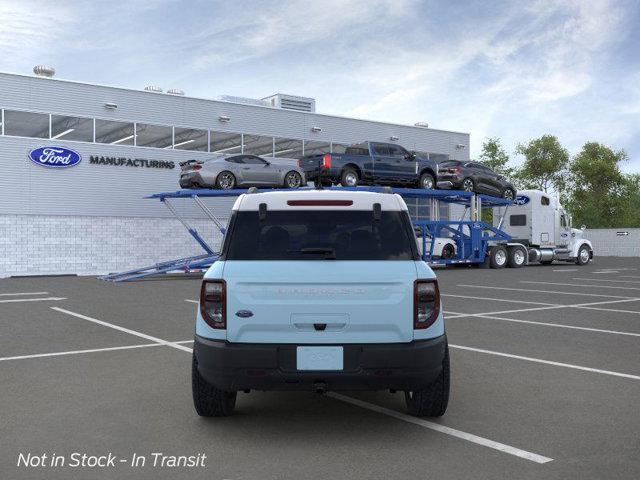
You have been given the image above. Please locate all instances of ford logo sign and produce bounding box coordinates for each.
[28,146,82,168]
[514,195,530,205]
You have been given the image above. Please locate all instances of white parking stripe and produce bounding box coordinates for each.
[456,284,637,299]
[442,294,558,306]
[445,311,640,337]
[521,281,640,292]
[553,269,578,272]
[0,297,66,304]
[185,299,198,304]
[450,344,640,381]
[0,292,49,296]
[573,278,640,285]
[328,393,553,464]
[51,307,193,353]
[0,340,195,363]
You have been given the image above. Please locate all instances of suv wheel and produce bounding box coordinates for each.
[461,178,475,192]
[502,188,515,200]
[341,168,359,187]
[192,354,237,417]
[405,345,450,417]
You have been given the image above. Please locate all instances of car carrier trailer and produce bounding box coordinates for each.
[100,186,593,282]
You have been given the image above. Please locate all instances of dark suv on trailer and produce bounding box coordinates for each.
[436,160,516,199]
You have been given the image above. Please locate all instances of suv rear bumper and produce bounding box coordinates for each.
[194,334,447,392]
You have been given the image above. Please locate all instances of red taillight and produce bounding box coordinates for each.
[297,159,302,167]
[322,153,331,169]
[200,280,226,329]
[414,279,440,329]
[192,164,202,171]
[287,199,353,206]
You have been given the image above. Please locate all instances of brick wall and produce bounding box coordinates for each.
[0,215,226,277]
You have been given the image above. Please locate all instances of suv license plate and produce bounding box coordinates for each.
[296,346,343,371]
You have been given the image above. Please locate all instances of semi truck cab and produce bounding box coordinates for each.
[495,189,593,265]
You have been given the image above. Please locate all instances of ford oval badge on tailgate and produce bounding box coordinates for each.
[28,146,82,168]
[236,310,254,318]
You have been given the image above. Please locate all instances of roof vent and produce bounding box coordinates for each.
[414,122,429,128]
[33,65,55,78]
[262,93,316,113]
[144,85,163,93]
[167,88,185,96]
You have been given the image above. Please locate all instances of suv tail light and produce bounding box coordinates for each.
[322,153,331,169]
[297,159,302,167]
[200,280,226,329]
[414,279,440,329]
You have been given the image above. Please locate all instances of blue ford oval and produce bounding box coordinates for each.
[28,146,82,168]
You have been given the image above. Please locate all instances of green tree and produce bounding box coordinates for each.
[619,174,640,227]
[515,135,569,193]
[566,142,628,228]
[478,137,515,177]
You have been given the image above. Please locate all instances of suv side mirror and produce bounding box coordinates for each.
[404,152,416,160]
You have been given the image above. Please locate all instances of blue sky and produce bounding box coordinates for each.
[1,0,639,171]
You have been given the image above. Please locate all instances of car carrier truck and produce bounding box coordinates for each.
[492,189,593,267]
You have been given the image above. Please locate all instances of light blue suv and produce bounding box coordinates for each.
[192,189,449,417]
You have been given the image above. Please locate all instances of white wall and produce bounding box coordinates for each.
[583,228,640,257]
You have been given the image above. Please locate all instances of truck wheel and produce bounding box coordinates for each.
[340,168,359,187]
[490,245,507,268]
[405,344,450,417]
[419,172,435,190]
[507,246,526,268]
[192,354,236,417]
[576,245,591,265]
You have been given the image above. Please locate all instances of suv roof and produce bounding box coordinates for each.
[233,190,408,212]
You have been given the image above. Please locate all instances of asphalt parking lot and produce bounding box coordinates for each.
[1,257,639,480]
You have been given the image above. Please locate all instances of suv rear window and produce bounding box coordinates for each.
[223,210,418,261]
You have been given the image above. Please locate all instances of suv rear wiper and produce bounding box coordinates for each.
[287,247,336,260]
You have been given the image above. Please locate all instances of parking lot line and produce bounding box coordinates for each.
[50,307,193,353]
[552,269,578,272]
[521,281,640,292]
[442,294,559,306]
[327,393,553,464]
[450,344,640,381]
[0,291,49,296]
[572,278,640,284]
[0,340,195,363]
[0,297,66,303]
[445,310,640,337]
[185,299,198,304]
[456,284,638,299]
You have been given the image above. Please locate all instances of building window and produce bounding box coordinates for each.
[303,140,331,156]
[173,127,208,151]
[331,143,349,154]
[50,114,94,142]
[135,123,173,148]
[273,137,303,159]
[3,110,50,139]
[95,119,135,145]
[210,131,242,154]
[243,134,274,156]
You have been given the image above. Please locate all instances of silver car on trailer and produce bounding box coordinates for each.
[179,154,306,190]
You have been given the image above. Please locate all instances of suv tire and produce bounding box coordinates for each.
[405,345,450,417]
[192,354,237,417]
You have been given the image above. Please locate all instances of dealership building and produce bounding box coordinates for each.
[0,68,470,277]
